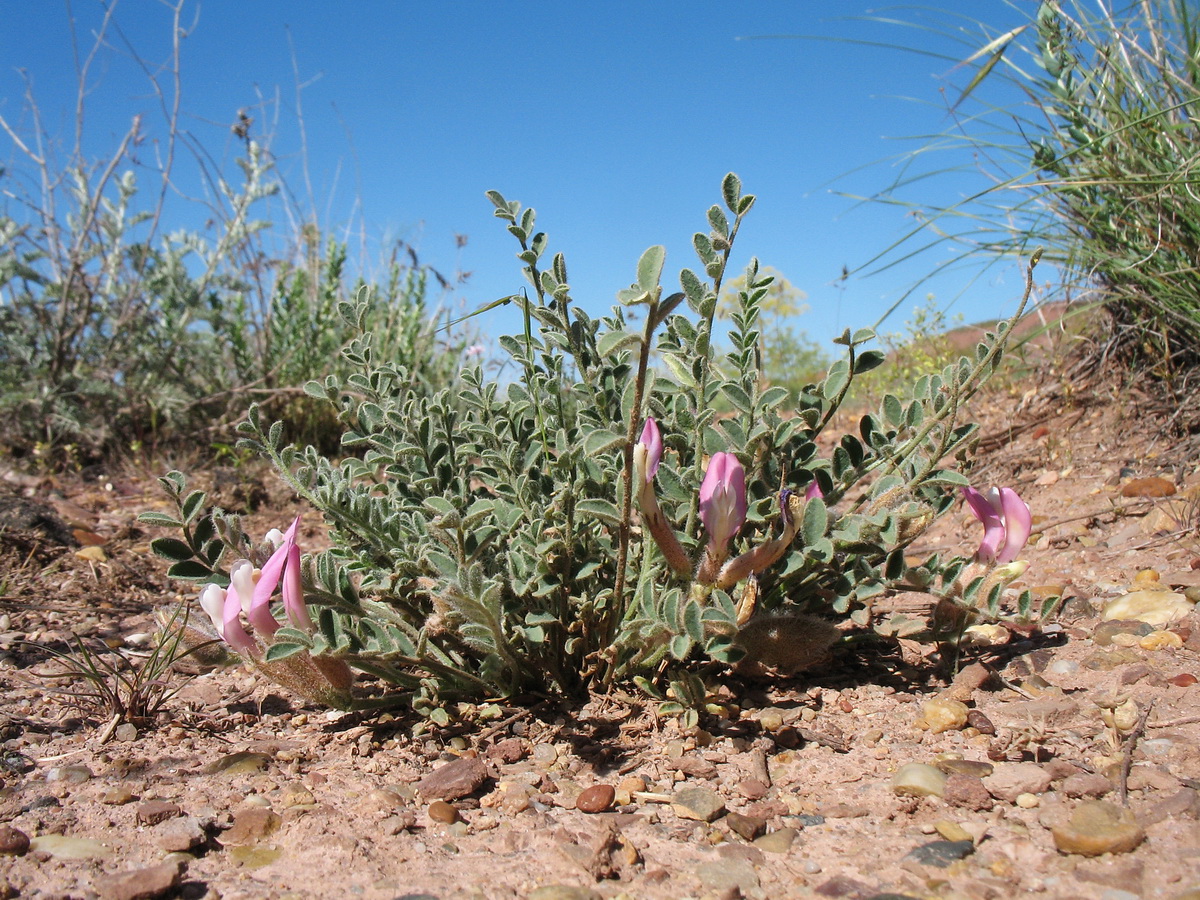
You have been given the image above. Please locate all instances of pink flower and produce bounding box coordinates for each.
[962,486,1032,564]
[634,417,663,484]
[804,480,824,501]
[699,452,747,551]
[196,516,315,655]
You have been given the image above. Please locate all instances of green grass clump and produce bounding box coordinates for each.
[831,1,1200,381]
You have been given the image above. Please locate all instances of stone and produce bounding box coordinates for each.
[100,786,136,805]
[28,835,113,860]
[1052,800,1145,856]
[736,778,769,800]
[694,857,760,895]
[417,756,489,801]
[527,888,602,900]
[486,738,526,764]
[983,763,1052,801]
[1103,590,1194,626]
[1137,787,1200,825]
[905,839,974,868]
[575,783,615,814]
[754,827,798,853]
[671,754,718,779]
[1120,476,1176,498]
[1015,792,1041,808]
[890,763,946,798]
[726,812,766,841]
[154,816,206,852]
[671,786,726,822]
[113,722,139,742]
[96,861,183,900]
[943,775,992,810]
[0,827,28,856]
[46,764,93,784]
[1094,620,1154,646]
[428,800,459,824]
[936,758,994,778]
[933,820,972,842]
[922,698,969,734]
[136,800,181,825]
[1141,630,1184,650]
[220,807,281,845]
[815,875,876,897]
[205,751,270,776]
[1061,773,1113,799]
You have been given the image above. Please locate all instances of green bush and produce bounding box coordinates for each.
[148,176,1054,723]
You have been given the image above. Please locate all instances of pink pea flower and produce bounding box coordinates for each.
[699,452,747,551]
[805,480,824,501]
[634,417,663,485]
[196,516,315,655]
[962,486,1032,564]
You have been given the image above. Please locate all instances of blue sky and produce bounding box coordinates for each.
[1,2,1039,348]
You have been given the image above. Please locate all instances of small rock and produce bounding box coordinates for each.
[96,861,183,900]
[726,812,766,841]
[936,758,994,778]
[933,820,972,842]
[615,775,646,805]
[1015,792,1040,808]
[1094,620,1154,646]
[671,786,726,822]
[1136,787,1200,825]
[427,800,459,824]
[205,751,270,776]
[527,888,601,900]
[531,744,559,766]
[1061,772,1113,799]
[100,786,136,805]
[758,708,785,732]
[942,775,992,811]
[753,827,797,853]
[1103,590,1194,626]
[220,807,281,845]
[0,827,29,856]
[279,784,316,809]
[417,756,489,801]
[1141,630,1184,650]
[153,816,206,852]
[694,857,760,895]
[576,784,615,814]
[890,763,946,798]
[136,800,181,826]
[1120,476,1176,498]
[46,764,93,784]
[905,839,974,868]
[1168,672,1198,687]
[1084,648,1143,671]
[671,754,718,779]
[486,738,526,764]
[965,710,996,735]
[1052,800,1145,856]
[922,698,969,734]
[113,722,139,742]
[814,875,876,897]
[28,835,112,860]
[983,762,1052,801]
[736,778,769,800]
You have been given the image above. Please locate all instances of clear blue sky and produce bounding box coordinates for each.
[1,1,1038,348]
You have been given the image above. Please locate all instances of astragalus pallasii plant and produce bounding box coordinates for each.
[147,175,1056,722]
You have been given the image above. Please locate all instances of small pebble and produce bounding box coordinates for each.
[803,860,822,874]
[1168,673,1198,687]
[922,698,969,734]
[427,800,459,824]
[753,827,797,853]
[890,763,946,798]
[575,784,615,814]
[936,758,994,778]
[905,839,974,868]
[1140,631,1183,650]
[758,708,785,732]
[0,827,29,856]
[670,786,726,822]
[1103,590,1194,626]
[113,722,138,742]
[1051,800,1145,856]
[1015,792,1040,808]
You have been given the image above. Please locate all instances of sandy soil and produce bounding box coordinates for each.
[0,363,1198,900]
